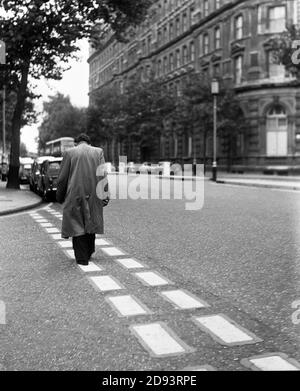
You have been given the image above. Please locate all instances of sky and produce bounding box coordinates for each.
[21,39,90,154]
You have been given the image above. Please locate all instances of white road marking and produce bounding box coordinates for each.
[134,271,171,287]
[106,295,151,317]
[40,223,53,227]
[193,314,262,346]
[58,241,73,248]
[95,239,110,246]
[78,262,103,273]
[115,258,145,269]
[51,234,62,240]
[242,354,300,371]
[89,275,124,292]
[130,322,194,357]
[65,250,75,259]
[46,228,60,234]
[100,247,126,257]
[160,290,209,310]
[30,215,42,219]
[35,219,49,223]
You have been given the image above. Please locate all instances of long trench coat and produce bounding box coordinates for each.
[56,143,107,239]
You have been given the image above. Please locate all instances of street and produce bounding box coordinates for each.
[0,177,300,371]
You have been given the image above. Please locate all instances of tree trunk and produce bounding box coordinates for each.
[7,61,30,189]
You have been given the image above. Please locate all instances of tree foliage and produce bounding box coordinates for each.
[0,0,152,188]
[269,24,300,79]
[38,93,87,151]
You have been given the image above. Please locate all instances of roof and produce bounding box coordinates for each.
[46,137,74,145]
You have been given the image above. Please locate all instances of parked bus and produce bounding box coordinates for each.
[44,137,75,157]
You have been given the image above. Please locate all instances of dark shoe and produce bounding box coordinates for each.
[76,260,89,266]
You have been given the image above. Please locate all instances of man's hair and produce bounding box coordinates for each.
[75,133,91,145]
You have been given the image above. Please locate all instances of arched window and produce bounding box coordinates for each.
[266,105,288,156]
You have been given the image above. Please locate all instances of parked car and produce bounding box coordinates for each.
[158,161,183,176]
[29,156,53,193]
[126,162,160,175]
[19,157,34,184]
[38,157,63,201]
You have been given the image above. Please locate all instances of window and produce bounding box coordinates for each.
[215,27,221,49]
[204,0,209,17]
[213,63,221,77]
[169,52,174,70]
[163,26,168,43]
[266,106,288,156]
[235,15,243,40]
[157,59,162,77]
[163,56,168,74]
[268,6,286,33]
[203,33,209,54]
[215,0,220,10]
[250,52,259,67]
[183,46,188,64]
[169,21,174,40]
[176,49,181,68]
[190,41,195,61]
[234,55,243,84]
[267,51,285,79]
[183,12,188,32]
[176,17,181,36]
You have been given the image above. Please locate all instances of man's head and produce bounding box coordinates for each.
[75,133,91,145]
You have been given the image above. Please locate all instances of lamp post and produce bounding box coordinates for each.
[0,40,6,170]
[211,78,219,182]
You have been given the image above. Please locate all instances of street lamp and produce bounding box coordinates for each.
[211,78,219,182]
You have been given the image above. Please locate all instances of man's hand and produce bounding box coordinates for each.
[102,197,110,207]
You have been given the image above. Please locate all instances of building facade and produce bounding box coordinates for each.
[88,0,300,173]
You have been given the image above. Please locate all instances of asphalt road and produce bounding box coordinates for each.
[0,177,299,371]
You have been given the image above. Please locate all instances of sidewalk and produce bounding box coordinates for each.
[0,181,42,216]
[216,173,300,191]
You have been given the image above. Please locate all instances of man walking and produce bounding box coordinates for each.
[56,134,109,265]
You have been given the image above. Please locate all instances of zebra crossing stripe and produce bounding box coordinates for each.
[160,290,209,310]
[106,295,151,317]
[78,262,103,273]
[45,228,60,234]
[134,271,172,287]
[35,219,48,223]
[51,234,61,240]
[95,239,111,246]
[241,353,300,371]
[115,258,146,270]
[130,322,195,357]
[58,241,73,248]
[89,275,124,292]
[40,223,53,228]
[65,250,75,259]
[193,314,262,346]
[100,247,126,257]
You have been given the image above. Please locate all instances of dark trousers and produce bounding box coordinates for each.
[72,234,96,263]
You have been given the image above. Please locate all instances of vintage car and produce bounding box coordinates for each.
[37,157,63,201]
[29,156,53,193]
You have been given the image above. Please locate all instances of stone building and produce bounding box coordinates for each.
[88,0,300,173]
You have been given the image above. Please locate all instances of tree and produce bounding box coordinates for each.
[0,0,152,189]
[179,72,248,171]
[269,25,300,79]
[88,76,176,161]
[38,93,87,151]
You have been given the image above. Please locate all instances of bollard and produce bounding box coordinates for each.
[162,161,170,176]
[119,162,125,174]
